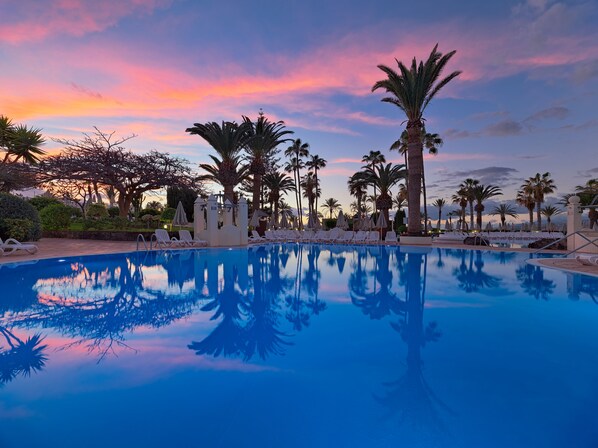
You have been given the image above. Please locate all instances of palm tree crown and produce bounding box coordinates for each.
[186,121,253,202]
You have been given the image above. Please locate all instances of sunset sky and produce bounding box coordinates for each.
[1,0,597,219]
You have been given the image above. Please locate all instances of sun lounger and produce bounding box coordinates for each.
[152,229,186,249]
[384,230,397,244]
[366,231,380,244]
[0,238,38,256]
[178,230,207,247]
[576,254,598,266]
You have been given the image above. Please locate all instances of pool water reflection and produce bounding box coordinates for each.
[0,245,597,447]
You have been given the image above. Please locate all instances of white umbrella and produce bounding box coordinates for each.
[249,210,268,227]
[172,201,189,227]
[375,211,387,229]
[336,210,348,229]
[485,222,493,231]
[307,210,321,229]
[279,213,290,229]
[361,215,373,231]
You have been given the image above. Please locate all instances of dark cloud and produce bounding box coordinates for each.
[524,106,569,122]
[558,119,598,131]
[483,120,524,136]
[443,128,474,139]
[577,167,598,177]
[70,82,103,100]
[517,154,547,160]
[435,166,520,190]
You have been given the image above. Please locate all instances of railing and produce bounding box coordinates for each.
[136,234,150,251]
[533,230,598,256]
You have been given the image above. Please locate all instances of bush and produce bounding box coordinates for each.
[107,206,120,217]
[0,193,41,241]
[40,204,73,230]
[161,207,176,221]
[2,219,34,241]
[28,196,61,212]
[87,203,109,219]
[141,208,161,216]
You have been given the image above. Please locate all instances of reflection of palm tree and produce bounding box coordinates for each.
[373,251,449,442]
[516,264,555,301]
[0,327,47,386]
[452,250,501,293]
[351,247,401,319]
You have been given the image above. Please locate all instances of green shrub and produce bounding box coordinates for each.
[86,203,109,219]
[2,218,34,241]
[0,193,41,241]
[107,206,120,218]
[40,204,72,230]
[141,208,161,216]
[161,207,176,221]
[28,196,61,212]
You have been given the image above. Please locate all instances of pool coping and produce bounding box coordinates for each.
[527,258,598,278]
[4,237,594,278]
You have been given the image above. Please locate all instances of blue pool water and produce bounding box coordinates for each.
[0,245,597,447]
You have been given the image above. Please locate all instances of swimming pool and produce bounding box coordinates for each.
[1,245,597,447]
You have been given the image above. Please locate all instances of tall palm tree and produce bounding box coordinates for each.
[306,154,327,213]
[242,113,293,211]
[490,203,518,229]
[575,178,598,229]
[516,185,536,227]
[321,198,341,219]
[431,198,446,229]
[0,116,46,165]
[348,173,368,218]
[459,178,480,230]
[372,44,461,235]
[451,188,468,230]
[361,150,386,204]
[473,184,502,230]
[284,139,310,228]
[263,171,296,224]
[186,121,252,202]
[361,163,407,228]
[300,171,319,218]
[523,172,557,230]
[540,205,562,228]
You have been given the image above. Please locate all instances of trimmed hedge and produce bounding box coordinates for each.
[0,193,41,241]
[28,196,61,212]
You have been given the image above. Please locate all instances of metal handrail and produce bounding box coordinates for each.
[136,234,150,251]
[533,230,598,255]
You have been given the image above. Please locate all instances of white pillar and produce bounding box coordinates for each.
[194,197,206,236]
[223,199,234,227]
[206,194,219,246]
[239,197,248,246]
[567,195,581,250]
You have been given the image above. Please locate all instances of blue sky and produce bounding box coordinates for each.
[1,0,597,219]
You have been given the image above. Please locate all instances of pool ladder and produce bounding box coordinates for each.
[136,234,153,251]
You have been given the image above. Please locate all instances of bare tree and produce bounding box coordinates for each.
[39,128,195,217]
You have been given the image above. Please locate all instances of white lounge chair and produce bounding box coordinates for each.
[178,230,207,247]
[249,230,266,243]
[152,229,185,249]
[384,230,397,244]
[576,254,598,266]
[366,231,380,244]
[0,238,38,256]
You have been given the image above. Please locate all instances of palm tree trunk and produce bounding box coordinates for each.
[224,185,234,204]
[528,207,534,227]
[252,174,261,212]
[297,168,304,229]
[536,201,542,230]
[314,169,319,213]
[422,171,428,234]
[406,123,423,235]
[469,201,474,229]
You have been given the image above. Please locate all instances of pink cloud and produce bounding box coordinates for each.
[0,0,172,44]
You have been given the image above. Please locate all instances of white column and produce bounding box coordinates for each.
[567,195,581,250]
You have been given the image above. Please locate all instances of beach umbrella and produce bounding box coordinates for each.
[249,210,268,227]
[172,201,189,227]
[444,219,450,231]
[375,211,387,229]
[361,215,373,231]
[279,213,290,229]
[336,210,348,230]
[485,222,493,231]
